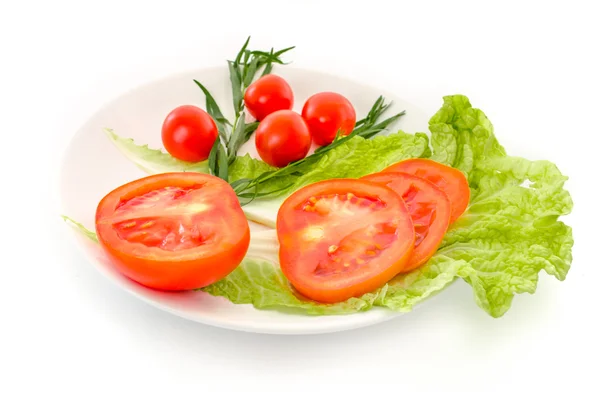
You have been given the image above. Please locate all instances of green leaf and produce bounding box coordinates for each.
[207,138,219,176]
[217,140,229,181]
[244,121,259,141]
[208,136,229,181]
[428,95,506,181]
[243,56,261,87]
[234,36,251,65]
[61,216,98,243]
[226,115,247,164]
[424,95,573,317]
[228,60,243,114]
[104,129,209,174]
[193,79,231,141]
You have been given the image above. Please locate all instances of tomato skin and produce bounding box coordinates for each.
[277,179,415,303]
[382,159,470,223]
[255,110,312,167]
[301,92,356,146]
[95,173,250,291]
[362,172,451,271]
[244,74,294,121]
[161,105,218,162]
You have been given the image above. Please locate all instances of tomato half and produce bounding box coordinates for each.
[362,172,451,271]
[301,92,356,146]
[161,105,218,162]
[95,173,250,291]
[383,159,470,223]
[255,110,312,167]
[244,74,294,121]
[277,179,415,303]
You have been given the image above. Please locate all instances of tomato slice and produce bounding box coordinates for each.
[276,179,415,303]
[362,172,451,271]
[95,173,250,291]
[383,158,470,223]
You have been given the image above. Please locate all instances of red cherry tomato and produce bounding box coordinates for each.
[301,92,356,146]
[244,74,294,121]
[161,105,218,162]
[254,110,312,167]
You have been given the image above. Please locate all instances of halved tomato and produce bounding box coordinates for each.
[276,179,415,303]
[95,173,250,291]
[362,172,451,271]
[383,158,470,223]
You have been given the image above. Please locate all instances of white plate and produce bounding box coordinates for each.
[59,66,430,334]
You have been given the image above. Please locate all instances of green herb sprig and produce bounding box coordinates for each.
[196,37,294,181]
[232,96,405,204]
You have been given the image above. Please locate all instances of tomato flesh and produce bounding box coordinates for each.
[363,172,451,271]
[277,179,415,303]
[111,186,216,251]
[383,158,470,223]
[95,173,250,291]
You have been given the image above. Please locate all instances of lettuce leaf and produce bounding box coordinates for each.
[428,95,506,180]
[68,95,572,318]
[104,128,209,174]
[423,95,573,316]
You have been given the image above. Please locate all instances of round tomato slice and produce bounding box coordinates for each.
[362,172,451,271]
[383,158,470,223]
[95,173,250,291]
[276,179,415,303]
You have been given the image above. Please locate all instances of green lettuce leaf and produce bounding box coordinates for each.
[62,216,98,243]
[428,95,506,181]
[104,128,209,174]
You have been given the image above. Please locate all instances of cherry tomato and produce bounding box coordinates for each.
[255,110,312,167]
[277,179,415,303]
[301,92,356,146]
[95,173,250,291]
[362,172,451,271]
[383,158,470,223]
[244,74,294,121]
[161,105,218,162]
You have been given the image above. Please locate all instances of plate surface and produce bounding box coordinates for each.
[59,66,430,334]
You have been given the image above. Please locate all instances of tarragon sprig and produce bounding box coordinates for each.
[232,95,405,204]
[196,37,294,181]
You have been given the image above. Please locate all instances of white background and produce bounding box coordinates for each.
[2,0,599,396]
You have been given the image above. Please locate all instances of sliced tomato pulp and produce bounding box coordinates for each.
[362,172,451,271]
[383,158,470,223]
[95,173,250,291]
[276,179,415,303]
